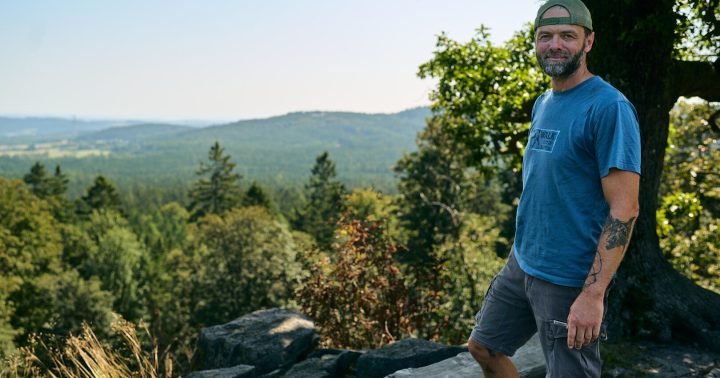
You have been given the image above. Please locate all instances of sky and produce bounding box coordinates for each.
[0,0,540,122]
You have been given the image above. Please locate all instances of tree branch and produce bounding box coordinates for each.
[672,59,720,102]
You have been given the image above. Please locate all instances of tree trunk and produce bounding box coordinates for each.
[585,0,720,350]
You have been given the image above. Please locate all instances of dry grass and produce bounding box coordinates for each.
[1,315,173,378]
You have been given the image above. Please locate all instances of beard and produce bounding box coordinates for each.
[537,46,584,78]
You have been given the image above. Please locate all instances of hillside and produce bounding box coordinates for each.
[0,107,431,193]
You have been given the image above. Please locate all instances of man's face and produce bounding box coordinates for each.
[534,6,593,78]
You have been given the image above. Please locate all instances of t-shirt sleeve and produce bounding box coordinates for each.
[594,100,642,178]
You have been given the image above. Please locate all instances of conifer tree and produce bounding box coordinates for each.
[242,180,273,210]
[49,165,69,197]
[79,176,122,214]
[23,162,53,198]
[188,141,243,221]
[293,151,346,250]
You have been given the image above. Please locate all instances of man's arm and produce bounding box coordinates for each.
[566,168,640,349]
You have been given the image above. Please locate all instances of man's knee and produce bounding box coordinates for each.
[468,338,505,364]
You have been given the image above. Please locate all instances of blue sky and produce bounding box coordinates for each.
[0,0,540,121]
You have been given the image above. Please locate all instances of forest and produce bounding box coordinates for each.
[2,0,720,376]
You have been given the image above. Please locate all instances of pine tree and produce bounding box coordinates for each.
[23,162,53,198]
[188,141,243,221]
[242,181,273,210]
[79,176,122,214]
[49,165,69,197]
[293,151,346,249]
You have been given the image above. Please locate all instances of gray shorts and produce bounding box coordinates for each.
[470,252,608,378]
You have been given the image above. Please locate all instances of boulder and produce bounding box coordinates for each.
[355,338,466,378]
[387,334,546,378]
[259,349,361,378]
[184,364,256,378]
[190,308,319,375]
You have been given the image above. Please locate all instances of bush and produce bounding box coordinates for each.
[296,217,415,349]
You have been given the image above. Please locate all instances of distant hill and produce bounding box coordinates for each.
[0,107,432,193]
[76,123,193,143]
[0,117,142,143]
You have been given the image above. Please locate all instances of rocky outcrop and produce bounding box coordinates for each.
[356,338,466,378]
[387,334,545,378]
[272,350,359,378]
[186,307,546,378]
[184,364,256,378]
[190,308,319,375]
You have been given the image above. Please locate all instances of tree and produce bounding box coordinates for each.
[420,2,720,349]
[23,162,53,198]
[395,117,511,267]
[49,165,69,197]
[190,206,301,326]
[79,175,122,215]
[657,100,720,293]
[188,142,243,221]
[81,210,146,322]
[0,178,114,355]
[296,217,415,349]
[293,152,346,249]
[585,0,720,348]
[242,181,274,210]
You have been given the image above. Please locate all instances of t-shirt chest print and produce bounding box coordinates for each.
[528,128,560,153]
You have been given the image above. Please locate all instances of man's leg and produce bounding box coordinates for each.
[527,276,606,378]
[468,252,536,376]
[468,338,519,378]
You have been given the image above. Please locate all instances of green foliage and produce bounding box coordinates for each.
[82,210,147,322]
[431,214,508,343]
[188,142,243,221]
[418,25,549,170]
[293,151,347,250]
[0,178,63,351]
[659,99,720,293]
[242,180,274,210]
[394,117,512,272]
[296,217,416,349]
[9,270,115,342]
[664,221,720,292]
[22,162,69,199]
[674,0,720,60]
[79,175,122,215]
[190,206,302,326]
[0,294,17,356]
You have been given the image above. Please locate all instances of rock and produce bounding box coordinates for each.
[387,334,545,378]
[355,338,466,378]
[277,355,345,378]
[258,349,361,378]
[184,364,256,378]
[190,308,319,375]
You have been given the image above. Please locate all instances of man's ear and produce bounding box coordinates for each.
[585,31,595,53]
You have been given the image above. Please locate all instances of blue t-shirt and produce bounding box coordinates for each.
[513,76,641,287]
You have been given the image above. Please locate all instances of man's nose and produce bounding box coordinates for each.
[548,35,563,50]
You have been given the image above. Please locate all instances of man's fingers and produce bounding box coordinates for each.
[567,324,577,349]
[583,327,593,345]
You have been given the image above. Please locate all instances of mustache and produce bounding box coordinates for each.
[540,51,571,59]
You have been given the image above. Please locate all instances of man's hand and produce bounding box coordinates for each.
[567,290,604,349]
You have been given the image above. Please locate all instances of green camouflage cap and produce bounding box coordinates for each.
[535,0,593,31]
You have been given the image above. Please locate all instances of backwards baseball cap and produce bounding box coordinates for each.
[535,0,593,31]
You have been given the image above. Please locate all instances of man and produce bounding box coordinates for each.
[467,0,641,377]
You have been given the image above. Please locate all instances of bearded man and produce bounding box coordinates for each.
[466,1,641,377]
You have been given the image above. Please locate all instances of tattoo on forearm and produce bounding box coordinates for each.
[584,251,603,289]
[604,216,636,250]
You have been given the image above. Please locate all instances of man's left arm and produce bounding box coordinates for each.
[566,168,640,349]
